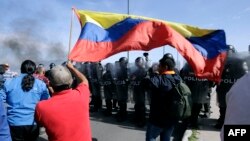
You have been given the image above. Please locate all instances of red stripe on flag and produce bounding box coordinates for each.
[69,20,226,82]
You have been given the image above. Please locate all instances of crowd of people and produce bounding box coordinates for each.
[0,60,91,141]
[0,49,250,141]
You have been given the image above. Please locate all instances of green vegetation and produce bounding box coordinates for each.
[189,130,199,141]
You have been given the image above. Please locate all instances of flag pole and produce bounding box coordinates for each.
[67,8,74,60]
[163,46,166,55]
[127,0,130,62]
[176,50,179,69]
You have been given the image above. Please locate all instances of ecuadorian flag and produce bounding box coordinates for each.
[69,9,229,82]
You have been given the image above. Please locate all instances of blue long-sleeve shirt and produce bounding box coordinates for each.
[0,75,5,102]
[4,74,49,126]
[0,98,12,141]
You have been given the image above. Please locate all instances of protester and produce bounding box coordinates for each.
[0,65,6,102]
[220,72,250,141]
[1,63,18,80]
[162,53,179,74]
[49,63,56,69]
[0,98,12,141]
[34,64,49,85]
[4,60,50,141]
[34,64,54,96]
[146,55,182,141]
[35,61,92,141]
[45,63,56,79]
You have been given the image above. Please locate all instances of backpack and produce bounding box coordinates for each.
[167,77,192,120]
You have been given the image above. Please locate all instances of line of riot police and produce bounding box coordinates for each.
[73,53,152,126]
[73,45,250,132]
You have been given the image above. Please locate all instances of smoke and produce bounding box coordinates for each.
[0,17,67,72]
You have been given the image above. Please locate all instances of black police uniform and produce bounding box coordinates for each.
[131,66,147,127]
[89,63,103,112]
[115,65,129,122]
[102,69,116,116]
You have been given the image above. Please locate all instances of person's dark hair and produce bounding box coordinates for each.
[162,53,176,66]
[159,58,175,70]
[21,60,36,92]
[50,63,56,69]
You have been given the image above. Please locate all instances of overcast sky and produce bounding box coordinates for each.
[1,0,250,70]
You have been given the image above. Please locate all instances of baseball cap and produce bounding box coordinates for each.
[3,63,9,67]
[49,65,73,86]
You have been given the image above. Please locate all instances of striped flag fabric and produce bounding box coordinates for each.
[69,9,229,82]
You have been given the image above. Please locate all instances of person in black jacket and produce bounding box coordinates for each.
[146,56,181,141]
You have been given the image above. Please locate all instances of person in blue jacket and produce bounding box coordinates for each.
[0,98,12,141]
[4,60,50,141]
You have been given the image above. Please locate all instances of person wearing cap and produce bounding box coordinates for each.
[146,56,182,141]
[35,61,92,141]
[3,60,50,141]
[1,63,18,80]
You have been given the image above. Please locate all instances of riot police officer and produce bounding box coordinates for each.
[102,63,116,116]
[115,57,129,122]
[181,64,214,128]
[89,62,103,112]
[215,48,249,129]
[130,57,147,127]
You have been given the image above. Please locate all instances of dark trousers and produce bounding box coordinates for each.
[172,120,189,141]
[116,100,127,122]
[105,99,112,112]
[203,103,210,113]
[134,103,146,123]
[218,106,226,124]
[92,95,102,110]
[146,122,175,141]
[10,125,39,141]
[190,103,202,125]
[133,89,146,124]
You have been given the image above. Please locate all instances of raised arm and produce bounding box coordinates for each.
[66,62,89,86]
